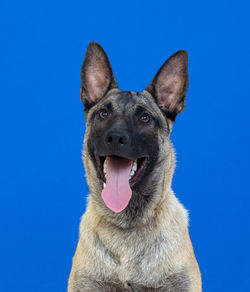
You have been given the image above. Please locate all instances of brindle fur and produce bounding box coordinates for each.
[68,42,202,292]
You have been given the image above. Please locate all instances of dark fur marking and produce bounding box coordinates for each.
[82,98,95,113]
[85,91,163,225]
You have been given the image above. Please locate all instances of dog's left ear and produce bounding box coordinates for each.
[146,50,188,121]
[80,42,117,107]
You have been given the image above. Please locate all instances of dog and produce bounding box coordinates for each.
[68,42,202,292]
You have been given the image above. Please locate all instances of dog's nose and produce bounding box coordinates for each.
[104,131,129,147]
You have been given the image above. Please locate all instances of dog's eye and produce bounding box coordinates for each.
[99,110,109,119]
[140,113,151,123]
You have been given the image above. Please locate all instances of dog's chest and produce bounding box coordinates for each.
[93,229,170,287]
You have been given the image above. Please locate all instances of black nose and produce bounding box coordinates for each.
[104,131,129,147]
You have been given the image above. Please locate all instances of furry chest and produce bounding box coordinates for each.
[93,230,169,287]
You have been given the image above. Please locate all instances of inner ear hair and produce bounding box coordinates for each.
[80,42,117,105]
[146,50,188,121]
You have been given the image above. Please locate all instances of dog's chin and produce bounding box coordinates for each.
[96,155,149,188]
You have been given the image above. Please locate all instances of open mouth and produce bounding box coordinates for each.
[97,155,148,187]
[96,155,148,213]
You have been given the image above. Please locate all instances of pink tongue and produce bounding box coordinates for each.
[101,156,133,213]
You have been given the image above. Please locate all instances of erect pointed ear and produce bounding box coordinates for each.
[146,50,188,121]
[80,42,117,107]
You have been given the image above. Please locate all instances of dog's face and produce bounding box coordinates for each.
[81,42,188,215]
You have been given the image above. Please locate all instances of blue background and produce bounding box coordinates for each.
[0,0,249,291]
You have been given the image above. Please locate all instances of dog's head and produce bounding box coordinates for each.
[81,42,188,217]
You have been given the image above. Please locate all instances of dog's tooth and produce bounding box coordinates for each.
[132,161,137,171]
[130,169,135,176]
[103,160,107,174]
[103,182,106,188]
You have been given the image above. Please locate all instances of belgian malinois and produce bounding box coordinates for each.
[68,42,202,291]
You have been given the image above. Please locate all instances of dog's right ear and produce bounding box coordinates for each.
[80,42,117,108]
